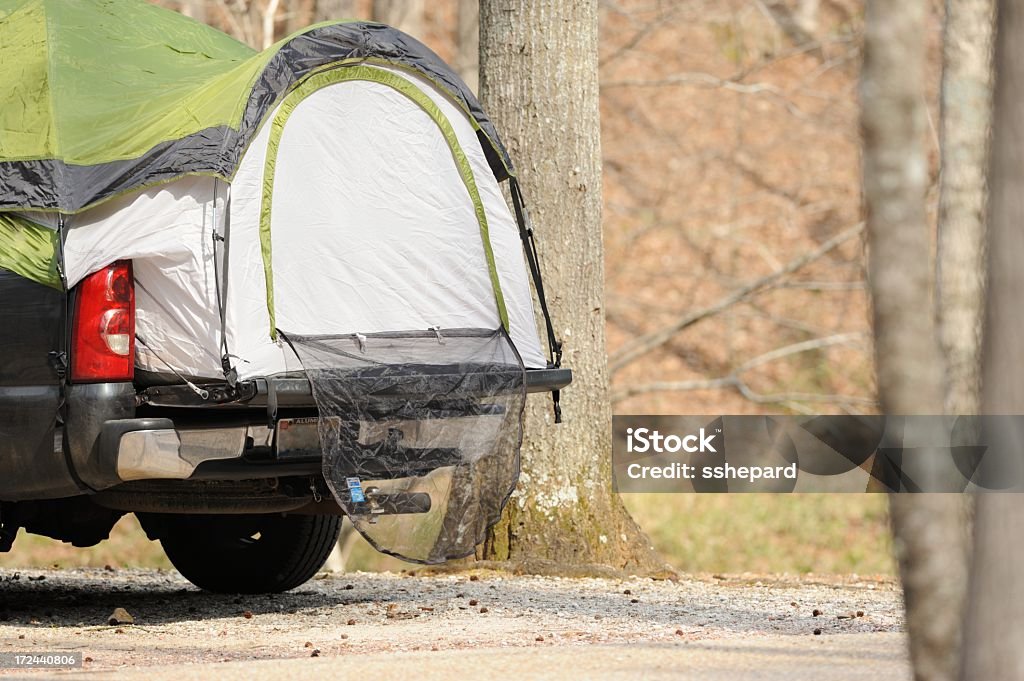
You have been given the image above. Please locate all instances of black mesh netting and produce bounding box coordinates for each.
[282,328,525,563]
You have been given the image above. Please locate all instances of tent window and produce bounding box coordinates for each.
[257,65,510,340]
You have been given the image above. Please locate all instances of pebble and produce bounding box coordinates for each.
[107,608,134,625]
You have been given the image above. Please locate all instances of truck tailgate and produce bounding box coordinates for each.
[140,367,572,409]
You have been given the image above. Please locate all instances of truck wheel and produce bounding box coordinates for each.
[158,513,341,593]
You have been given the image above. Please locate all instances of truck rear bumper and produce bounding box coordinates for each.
[101,419,260,482]
[101,367,573,485]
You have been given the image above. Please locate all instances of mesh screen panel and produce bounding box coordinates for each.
[284,328,525,563]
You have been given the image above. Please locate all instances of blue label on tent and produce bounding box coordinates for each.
[346,477,365,503]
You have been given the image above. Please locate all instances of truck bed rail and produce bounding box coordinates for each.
[140,367,572,409]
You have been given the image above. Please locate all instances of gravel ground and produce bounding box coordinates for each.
[0,567,905,678]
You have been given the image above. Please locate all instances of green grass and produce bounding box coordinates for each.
[0,495,895,576]
[0,515,170,570]
[622,493,896,575]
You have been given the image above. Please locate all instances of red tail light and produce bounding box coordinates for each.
[72,261,135,382]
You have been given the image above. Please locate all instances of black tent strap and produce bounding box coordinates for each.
[509,178,562,369]
[210,181,238,388]
[509,178,563,424]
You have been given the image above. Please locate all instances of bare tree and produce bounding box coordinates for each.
[924,2,996,675]
[595,3,871,417]
[793,0,819,36]
[937,0,995,415]
[757,0,819,47]
[371,0,425,37]
[315,0,358,22]
[262,0,281,48]
[202,0,282,48]
[875,3,1002,680]
[862,4,944,418]
[456,0,479,93]
[861,2,968,681]
[477,0,663,572]
[179,0,206,24]
[961,2,1024,678]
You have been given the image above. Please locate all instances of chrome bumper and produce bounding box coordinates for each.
[103,419,264,482]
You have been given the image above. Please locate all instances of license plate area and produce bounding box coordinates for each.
[275,417,322,460]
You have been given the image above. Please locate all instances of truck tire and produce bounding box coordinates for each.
[159,513,341,593]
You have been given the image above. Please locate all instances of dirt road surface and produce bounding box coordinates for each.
[0,567,907,680]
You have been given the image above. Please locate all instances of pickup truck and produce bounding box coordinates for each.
[0,262,570,592]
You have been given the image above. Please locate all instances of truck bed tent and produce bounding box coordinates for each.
[0,0,562,563]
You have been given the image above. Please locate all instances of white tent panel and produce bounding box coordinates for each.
[61,177,225,379]
[375,67,546,369]
[223,100,302,380]
[271,82,501,334]
[226,67,545,379]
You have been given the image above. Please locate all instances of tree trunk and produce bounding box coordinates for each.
[456,0,479,93]
[887,3,1001,680]
[861,3,965,681]
[476,0,662,573]
[283,0,313,34]
[371,0,425,37]
[937,0,995,415]
[891,495,971,681]
[961,2,1024,678]
[315,0,358,22]
[179,0,206,24]
[862,5,944,417]
[794,0,820,36]
[262,0,282,48]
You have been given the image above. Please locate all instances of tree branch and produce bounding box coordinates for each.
[602,71,786,94]
[262,0,281,48]
[608,221,865,374]
[598,4,682,67]
[610,332,874,410]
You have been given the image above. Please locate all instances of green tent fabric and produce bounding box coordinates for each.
[0,0,513,214]
[0,0,256,165]
[0,212,60,289]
